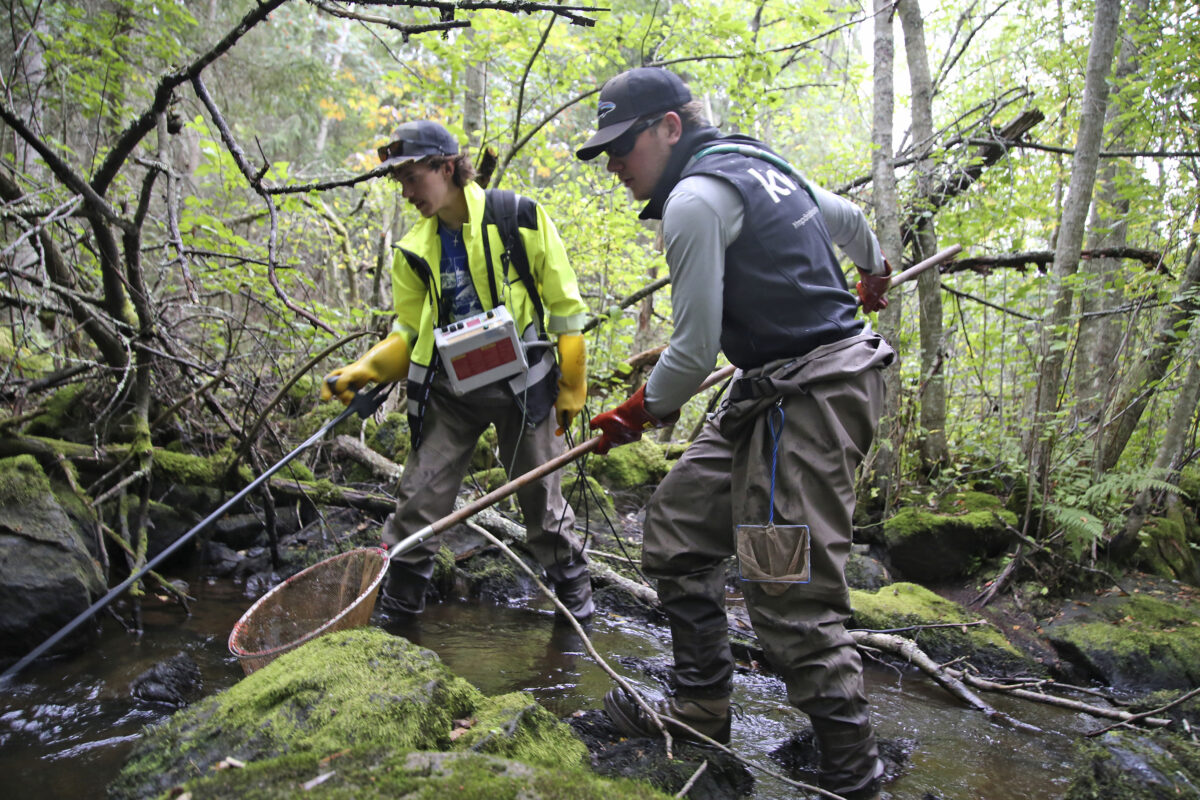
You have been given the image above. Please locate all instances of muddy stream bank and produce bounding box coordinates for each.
[0,564,1091,800]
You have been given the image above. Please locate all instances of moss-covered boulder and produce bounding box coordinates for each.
[882,492,1015,582]
[850,582,1028,672]
[589,438,671,491]
[1043,593,1200,692]
[1064,728,1200,799]
[0,454,106,660]
[1133,506,1200,584]
[366,411,410,465]
[563,474,617,526]
[110,628,669,799]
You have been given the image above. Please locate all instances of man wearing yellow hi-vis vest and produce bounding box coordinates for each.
[324,120,593,620]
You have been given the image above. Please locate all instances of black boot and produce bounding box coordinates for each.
[378,558,434,615]
[553,573,595,621]
[603,688,731,744]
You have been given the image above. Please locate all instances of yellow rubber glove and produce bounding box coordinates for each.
[321,334,411,406]
[555,333,587,435]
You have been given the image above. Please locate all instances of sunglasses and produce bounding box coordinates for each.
[604,114,665,158]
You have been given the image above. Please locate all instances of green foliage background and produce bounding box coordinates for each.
[2,0,1199,577]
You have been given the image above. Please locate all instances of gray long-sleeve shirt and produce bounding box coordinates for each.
[645,174,885,417]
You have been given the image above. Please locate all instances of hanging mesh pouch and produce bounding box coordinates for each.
[735,522,810,596]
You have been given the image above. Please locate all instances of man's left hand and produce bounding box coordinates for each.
[555,334,587,435]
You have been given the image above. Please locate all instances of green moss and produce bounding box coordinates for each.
[1047,595,1200,690]
[467,467,509,493]
[470,428,499,472]
[451,692,587,768]
[150,748,670,800]
[111,628,670,800]
[21,383,88,436]
[883,497,1015,545]
[851,582,1025,666]
[590,438,670,490]
[0,454,52,505]
[367,411,410,464]
[562,474,616,523]
[1135,511,1199,583]
[1065,729,1200,800]
[152,448,229,486]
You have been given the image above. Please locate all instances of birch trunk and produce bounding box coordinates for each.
[1028,0,1122,489]
[867,0,904,501]
[1076,0,1151,433]
[897,0,948,472]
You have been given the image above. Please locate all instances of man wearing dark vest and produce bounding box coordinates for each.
[576,68,894,800]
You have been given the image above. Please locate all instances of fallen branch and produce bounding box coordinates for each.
[851,631,1042,733]
[1085,686,1197,736]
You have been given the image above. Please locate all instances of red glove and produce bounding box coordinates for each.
[589,385,678,455]
[856,260,892,313]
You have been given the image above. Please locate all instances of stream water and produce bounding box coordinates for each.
[0,571,1090,800]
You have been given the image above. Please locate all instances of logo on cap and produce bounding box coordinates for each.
[598,100,616,120]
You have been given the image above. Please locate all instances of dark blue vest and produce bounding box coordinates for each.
[681,143,863,368]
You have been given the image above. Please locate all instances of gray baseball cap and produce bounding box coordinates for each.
[377,120,459,168]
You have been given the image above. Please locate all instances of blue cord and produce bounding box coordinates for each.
[767,400,784,525]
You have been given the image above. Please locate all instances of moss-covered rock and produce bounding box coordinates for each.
[466,467,509,494]
[589,438,671,491]
[1134,507,1200,584]
[850,582,1028,672]
[882,492,1016,582]
[0,455,107,659]
[562,474,617,526]
[366,411,410,465]
[1043,593,1200,692]
[20,383,90,438]
[109,628,668,800]
[1064,728,1200,800]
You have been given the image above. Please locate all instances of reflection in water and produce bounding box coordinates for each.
[1,579,1082,800]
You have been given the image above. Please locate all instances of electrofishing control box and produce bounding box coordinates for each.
[434,305,528,394]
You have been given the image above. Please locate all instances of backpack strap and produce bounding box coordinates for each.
[484,188,547,338]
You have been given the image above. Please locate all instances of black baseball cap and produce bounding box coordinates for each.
[377,120,459,168]
[576,67,692,161]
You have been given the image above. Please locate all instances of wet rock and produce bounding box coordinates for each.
[1064,728,1200,799]
[568,708,754,799]
[847,544,892,591]
[1043,592,1200,691]
[129,652,202,707]
[769,728,916,791]
[0,455,106,660]
[201,540,243,577]
[109,628,668,800]
[882,491,1014,582]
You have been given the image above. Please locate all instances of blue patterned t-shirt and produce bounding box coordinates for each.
[439,223,483,321]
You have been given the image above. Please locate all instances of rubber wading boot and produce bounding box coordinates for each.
[378,559,433,615]
[554,573,595,621]
[603,689,730,745]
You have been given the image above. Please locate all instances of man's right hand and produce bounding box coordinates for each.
[590,385,677,455]
[321,334,411,405]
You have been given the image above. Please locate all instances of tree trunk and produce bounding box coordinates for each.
[1028,0,1122,490]
[897,0,948,473]
[1076,0,1151,430]
[1102,245,1200,471]
[867,0,904,503]
[1111,324,1200,559]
